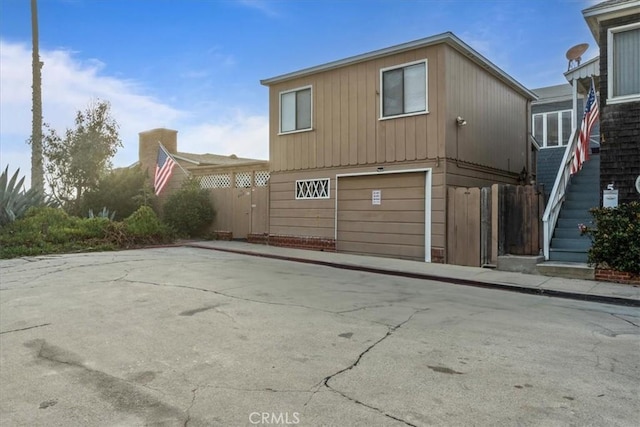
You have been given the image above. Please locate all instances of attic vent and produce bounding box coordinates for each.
[229,154,238,159]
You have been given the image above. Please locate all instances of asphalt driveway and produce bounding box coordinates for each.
[1,247,638,426]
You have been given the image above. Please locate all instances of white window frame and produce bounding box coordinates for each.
[379,59,429,120]
[607,22,640,104]
[279,85,313,134]
[295,178,330,200]
[532,110,573,148]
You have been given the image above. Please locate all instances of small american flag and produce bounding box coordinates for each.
[154,144,176,195]
[571,79,599,175]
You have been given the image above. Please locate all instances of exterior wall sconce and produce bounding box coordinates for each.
[456,116,467,126]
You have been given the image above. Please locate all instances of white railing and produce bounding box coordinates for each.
[542,128,579,259]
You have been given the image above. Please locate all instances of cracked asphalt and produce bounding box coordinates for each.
[1,247,639,426]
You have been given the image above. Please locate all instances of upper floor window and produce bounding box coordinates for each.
[608,23,640,103]
[280,86,312,133]
[533,110,573,148]
[381,60,428,119]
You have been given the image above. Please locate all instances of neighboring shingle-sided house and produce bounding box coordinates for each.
[532,82,601,199]
[583,0,640,204]
[260,32,536,263]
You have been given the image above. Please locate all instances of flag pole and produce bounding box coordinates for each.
[158,141,190,177]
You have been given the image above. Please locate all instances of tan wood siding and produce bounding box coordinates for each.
[337,173,426,261]
[268,164,444,256]
[268,45,446,172]
[268,171,335,238]
[444,46,529,174]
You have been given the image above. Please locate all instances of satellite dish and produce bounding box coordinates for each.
[566,43,589,71]
[635,175,640,193]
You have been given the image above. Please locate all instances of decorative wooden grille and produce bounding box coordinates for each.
[295,178,330,199]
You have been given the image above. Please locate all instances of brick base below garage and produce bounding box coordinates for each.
[247,234,336,251]
[595,269,640,285]
[431,248,445,264]
[211,231,233,241]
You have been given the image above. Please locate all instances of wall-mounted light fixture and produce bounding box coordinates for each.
[456,116,467,126]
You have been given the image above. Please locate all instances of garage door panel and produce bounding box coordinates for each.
[338,210,425,223]
[340,173,423,190]
[338,241,424,260]
[339,199,425,211]
[338,187,424,201]
[339,231,424,246]
[337,172,426,261]
[335,220,424,235]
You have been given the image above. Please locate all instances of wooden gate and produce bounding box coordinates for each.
[447,187,481,267]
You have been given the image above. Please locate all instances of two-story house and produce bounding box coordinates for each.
[260,32,536,263]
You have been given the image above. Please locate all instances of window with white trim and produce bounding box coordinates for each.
[608,23,640,102]
[295,178,330,199]
[381,60,428,118]
[532,110,573,148]
[280,86,312,133]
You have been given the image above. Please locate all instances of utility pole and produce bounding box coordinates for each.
[31,0,44,193]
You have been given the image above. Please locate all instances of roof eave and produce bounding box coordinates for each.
[261,31,536,100]
[582,1,640,41]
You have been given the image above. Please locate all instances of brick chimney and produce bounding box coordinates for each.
[138,128,178,179]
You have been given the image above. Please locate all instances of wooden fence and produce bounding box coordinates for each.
[447,184,544,267]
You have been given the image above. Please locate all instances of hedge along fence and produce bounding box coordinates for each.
[580,201,640,277]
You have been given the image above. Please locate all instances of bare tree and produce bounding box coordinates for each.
[30,0,44,194]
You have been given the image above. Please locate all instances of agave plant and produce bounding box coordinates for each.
[88,207,116,221]
[0,166,46,226]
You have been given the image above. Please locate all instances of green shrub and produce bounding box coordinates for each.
[123,206,173,244]
[162,178,215,237]
[581,201,640,274]
[0,205,173,259]
[0,207,113,258]
[80,166,155,221]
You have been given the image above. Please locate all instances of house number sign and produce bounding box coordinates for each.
[372,190,381,205]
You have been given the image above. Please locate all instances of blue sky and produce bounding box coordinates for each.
[1,0,599,187]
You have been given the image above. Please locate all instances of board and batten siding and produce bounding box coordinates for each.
[268,45,447,173]
[268,163,445,253]
[444,46,530,174]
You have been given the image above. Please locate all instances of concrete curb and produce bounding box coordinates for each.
[184,243,640,308]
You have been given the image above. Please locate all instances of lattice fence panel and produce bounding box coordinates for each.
[200,174,231,189]
[235,172,252,188]
[255,171,270,187]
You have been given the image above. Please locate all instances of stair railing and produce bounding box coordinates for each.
[542,128,579,260]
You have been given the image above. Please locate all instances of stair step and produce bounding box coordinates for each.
[554,228,594,239]
[559,209,593,219]
[563,199,598,210]
[566,191,599,202]
[557,218,591,229]
[549,249,589,263]
[550,238,592,250]
[537,262,595,280]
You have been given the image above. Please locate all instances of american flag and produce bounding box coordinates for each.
[571,79,599,175]
[154,144,176,195]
